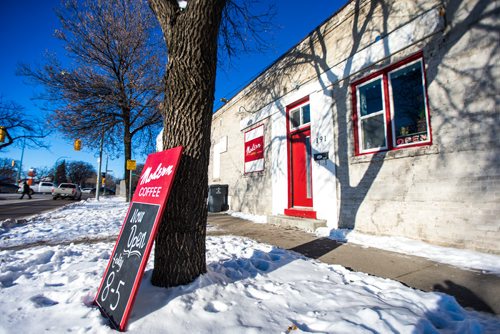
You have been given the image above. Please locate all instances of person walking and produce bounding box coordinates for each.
[19,182,32,199]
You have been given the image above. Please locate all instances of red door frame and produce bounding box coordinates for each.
[285,97,317,219]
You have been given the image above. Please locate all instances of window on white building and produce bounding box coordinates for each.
[290,104,310,130]
[353,54,431,155]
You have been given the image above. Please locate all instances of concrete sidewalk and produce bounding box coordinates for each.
[207,213,500,315]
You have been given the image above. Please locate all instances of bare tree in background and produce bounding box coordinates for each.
[67,161,96,186]
[19,0,166,198]
[147,0,274,287]
[33,166,55,181]
[0,158,18,183]
[0,97,49,151]
[54,160,68,184]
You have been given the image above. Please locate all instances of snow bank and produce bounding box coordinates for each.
[1,236,499,333]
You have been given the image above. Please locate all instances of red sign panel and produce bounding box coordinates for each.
[95,146,183,331]
[244,136,264,162]
[244,125,264,173]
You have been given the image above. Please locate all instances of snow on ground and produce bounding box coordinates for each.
[228,211,500,276]
[315,228,500,276]
[229,210,268,224]
[1,198,500,333]
[0,197,128,249]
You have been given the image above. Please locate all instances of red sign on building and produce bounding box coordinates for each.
[95,146,183,331]
[244,125,264,173]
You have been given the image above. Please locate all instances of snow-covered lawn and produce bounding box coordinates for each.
[1,198,499,333]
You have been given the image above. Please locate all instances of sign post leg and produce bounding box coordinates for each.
[128,170,132,202]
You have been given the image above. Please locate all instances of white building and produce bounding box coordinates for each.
[207,0,499,254]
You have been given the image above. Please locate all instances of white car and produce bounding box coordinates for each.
[17,182,54,194]
[52,183,82,200]
[35,182,54,194]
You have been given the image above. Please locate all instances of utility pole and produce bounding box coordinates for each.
[95,132,104,201]
[103,154,108,196]
[16,137,26,184]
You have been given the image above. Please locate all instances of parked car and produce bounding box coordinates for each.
[81,188,93,194]
[16,181,54,194]
[0,182,19,193]
[52,183,82,200]
[33,182,54,194]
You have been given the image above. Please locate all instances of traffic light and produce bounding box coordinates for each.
[0,127,5,143]
[74,139,82,151]
[101,172,106,186]
[11,160,15,167]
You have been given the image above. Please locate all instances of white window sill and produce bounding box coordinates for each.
[350,144,439,164]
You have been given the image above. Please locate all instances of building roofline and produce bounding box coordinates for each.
[215,0,355,114]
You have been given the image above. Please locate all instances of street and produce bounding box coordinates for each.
[0,193,92,221]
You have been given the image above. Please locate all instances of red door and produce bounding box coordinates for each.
[290,128,313,208]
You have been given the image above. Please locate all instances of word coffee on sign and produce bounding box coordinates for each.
[95,146,183,331]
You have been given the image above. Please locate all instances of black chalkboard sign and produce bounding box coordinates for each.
[96,202,159,329]
[94,147,183,331]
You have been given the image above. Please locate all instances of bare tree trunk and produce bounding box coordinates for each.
[149,0,226,287]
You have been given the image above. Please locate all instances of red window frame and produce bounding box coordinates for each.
[352,52,432,156]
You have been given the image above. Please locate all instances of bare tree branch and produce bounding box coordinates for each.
[0,97,51,151]
[18,0,166,183]
[219,0,276,60]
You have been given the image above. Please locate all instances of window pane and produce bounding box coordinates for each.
[390,62,428,146]
[362,114,386,149]
[290,109,300,128]
[302,105,310,125]
[359,79,383,116]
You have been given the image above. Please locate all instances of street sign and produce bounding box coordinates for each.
[95,146,183,331]
[126,160,136,171]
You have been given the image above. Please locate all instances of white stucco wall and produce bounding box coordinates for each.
[238,4,443,228]
[309,90,337,227]
[252,84,339,227]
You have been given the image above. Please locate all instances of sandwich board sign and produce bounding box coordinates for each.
[94,146,183,331]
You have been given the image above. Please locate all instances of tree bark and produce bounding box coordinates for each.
[149,0,226,287]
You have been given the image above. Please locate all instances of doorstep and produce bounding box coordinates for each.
[267,214,327,233]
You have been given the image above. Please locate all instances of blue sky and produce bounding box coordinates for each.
[0,0,347,180]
